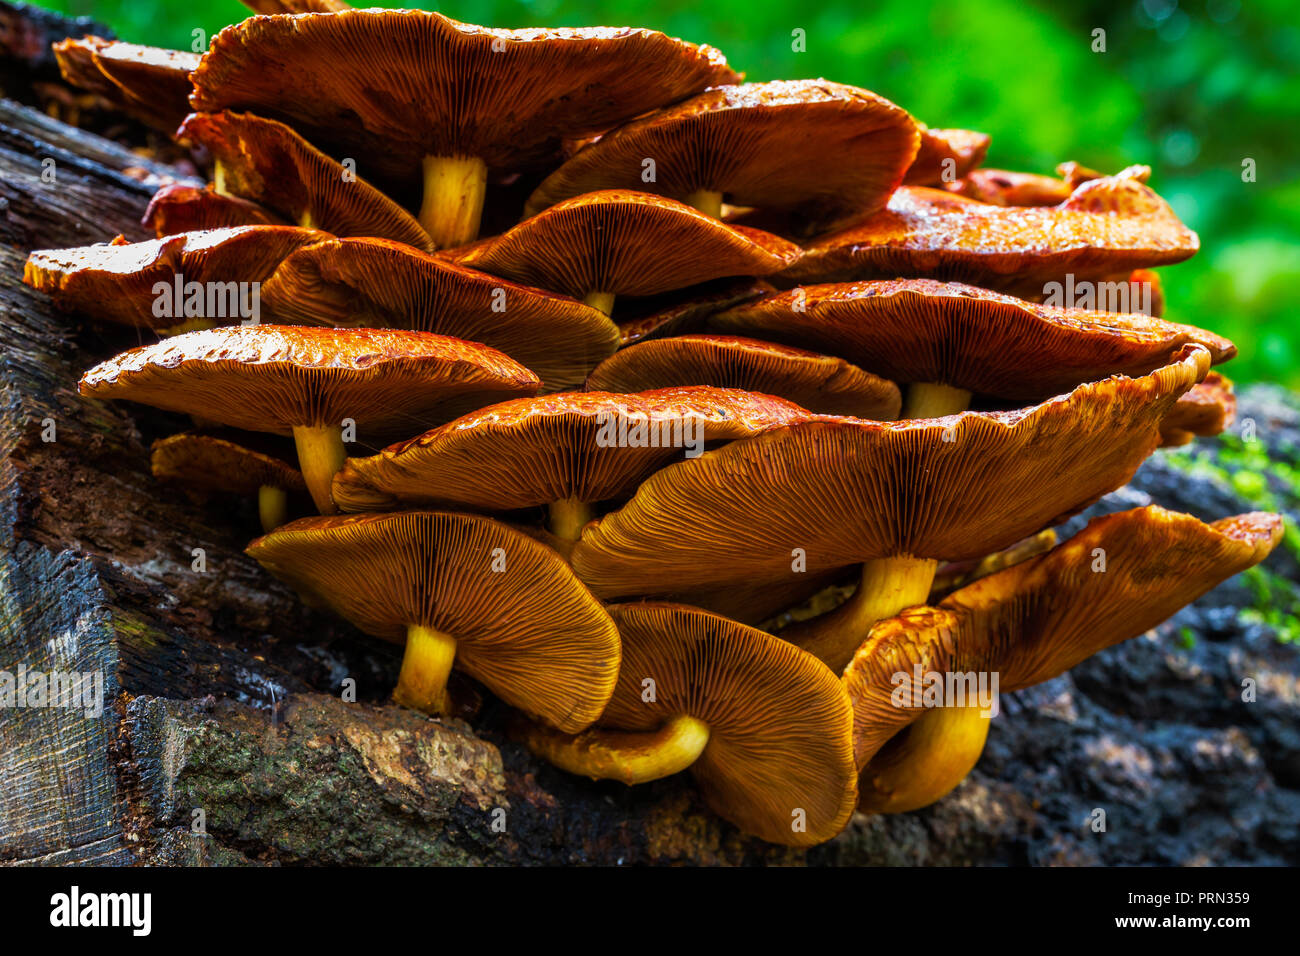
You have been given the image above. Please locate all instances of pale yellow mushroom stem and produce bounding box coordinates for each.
[583,291,616,316]
[523,713,711,785]
[858,703,992,813]
[902,382,972,419]
[256,484,288,533]
[292,423,347,515]
[418,155,488,249]
[393,624,458,715]
[683,188,723,218]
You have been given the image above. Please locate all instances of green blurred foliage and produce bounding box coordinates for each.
[39,0,1300,386]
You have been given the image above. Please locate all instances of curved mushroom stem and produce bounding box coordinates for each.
[583,291,616,316]
[902,382,971,419]
[419,155,488,249]
[857,704,992,813]
[522,713,710,785]
[684,188,723,218]
[257,484,288,533]
[790,556,939,674]
[393,624,457,715]
[548,497,593,548]
[292,423,347,515]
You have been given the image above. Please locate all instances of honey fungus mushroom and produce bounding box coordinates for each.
[190,10,739,247]
[260,237,620,391]
[844,506,1283,813]
[53,36,198,133]
[1160,371,1236,447]
[519,602,856,846]
[331,387,811,550]
[79,326,539,514]
[24,226,328,332]
[247,511,619,725]
[713,278,1234,417]
[572,346,1210,673]
[454,190,800,316]
[903,126,991,186]
[524,80,919,224]
[151,432,308,531]
[144,184,285,236]
[178,111,433,250]
[584,334,901,419]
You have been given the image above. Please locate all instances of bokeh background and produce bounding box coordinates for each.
[38,0,1300,387]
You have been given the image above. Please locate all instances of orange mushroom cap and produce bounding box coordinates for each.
[143,183,285,237]
[1160,371,1236,447]
[616,278,773,347]
[713,278,1233,402]
[570,346,1209,599]
[53,36,199,133]
[151,431,307,496]
[903,126,991,186]
[178,111,432,251]
[79,325,539,440]
[585,334,901,419]
[247,510,620,733]
[454,190,800,300]
[190,10,739,188]
[260,237,619,391]
[944,167,1073,207]
[24,226,328,329]
[525,80,919,225]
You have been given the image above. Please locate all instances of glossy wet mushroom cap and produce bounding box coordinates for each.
[1160,371,1236,447]
[24,226,329,330]
[615,278,773,347]
[53,36,199,133]
[584,334,901,419]
[780,168,1199,298]
[80,325,540,512]
[520,601,857,846]
[260,236,620,391]
[945,168,1073,206]
[178,111,433,251]
[331,386,811,543]
[844,506,1283,812]
[525,80,918,224]
[190,10,739,245]
[247,510,620,730]
[454,190,801,314]
[903,126,990,186]
[713,278,1234,406]
[143,183,285,236]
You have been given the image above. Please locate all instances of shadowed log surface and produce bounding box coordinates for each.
[1,53,1298,865]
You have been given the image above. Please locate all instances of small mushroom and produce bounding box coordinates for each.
[1160,371,1236,447]
[903,125,991,186]
[53,37,199,133]
[454,190,801,315]
[79,325,539,514]
[190,10,738,246]
[259,236,619,391]
[524,80,918,224]
[247,510,619,725]
[571,346,1210,673]
[518,602,857,846]
[945,167,1072,206]
[713,278,1233,416]
[779,168,1198,298]
[844,506,1283,813]
[24,226,328,331]
[584,334,901,419]
[151,431,308,531]
[144,183,285,236]
[331,387,811,550]
[177,111,433,250]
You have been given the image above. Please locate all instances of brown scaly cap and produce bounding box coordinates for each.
[712,278,1233,402]
[903,126,991,186]
[151,431,307,495]
[331,386,812,513]
[780,168,1198,297]
[455,190,801,300]
[260,237,620,391]
[190,10,739,186]
[525,80,918,223]
[177,111,433,251]
[247,511,620,733]
[1160,371,1236,447]
[144,183,285,236]
[844,506,1283,773]
[53,36,199,133]
[570,346,1209,598]
[79,325,539,439]
[23,226,328,329]
[540,602,858,846]
[585,334,902,419]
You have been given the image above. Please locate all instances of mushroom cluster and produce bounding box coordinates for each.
[26,7,1282,849]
